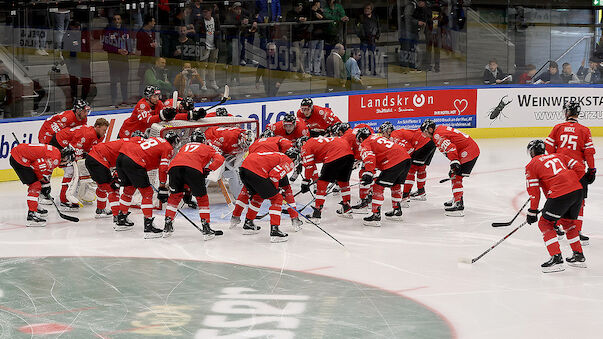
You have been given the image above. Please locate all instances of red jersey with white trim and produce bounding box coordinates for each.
[267,119,309,141]
[301,136,353,180]
[38,110,87,144]
[205,112,233,118]
[205,126,245,155]
[249,136,293,154]
[545,120,595,172]
[525,153,584,210]
[341,124,375,160]
[432,125,480,164]
[163,98,193,120]
[359,134,409,172]
[391,128,430,156]
[241,152,294,185]
[11,143,62,180]
[88,137,142,168]
[118,98,165,138]
[119,137,174,183]
[169,142,225,174]
[296,105,341,132]
[56,125,102,156]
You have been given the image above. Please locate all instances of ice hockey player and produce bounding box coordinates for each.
[38,99,90,144]
[205,126,255,155]
[267,113,310,142]
[357,128,411,226]
[231,129,302,230]
[238,148,298,242]
[48,118,110,211]
[380,121,436,207]
[164,129,225,240]
[296,98,341,137]
[163,96,205,120]
[205,107,232,118]
[9,143,75,226]
[300,135,355,222]
[114,131,179,238]
[544,101,596,244]
[525,139,587,273]
[420,119,480,217]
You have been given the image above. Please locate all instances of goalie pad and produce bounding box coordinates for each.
[66,159,98,205]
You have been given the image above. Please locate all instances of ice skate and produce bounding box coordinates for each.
[579,232,589,246]
[291,217,303,232]
[163,217,174,238]
[306,207,322,224]
[201,220,216,241]
[384,203,403,221]
[59,201,79,212]
[541,254,565,273]
[39,194,53,206]
[565,251,587,268]
[443,199,454,207]
[351,198,370,214]
[242,218,261,235]
[26,211,46,227]
[363,209,381,227]
[143,217,163,239]
[444,199,464,217]
[230,215,241,229]
[95,208,112,219]
[270,225,288,243]
[36,208,48,218]
[114,211,134,231]
[410,188,427,201]
[336,202,353,219]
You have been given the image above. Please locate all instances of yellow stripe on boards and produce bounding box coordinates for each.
[0,167,65,183]
[459,127,603,139]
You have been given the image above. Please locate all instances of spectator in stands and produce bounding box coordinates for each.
[144,57,174,95]
[577,58,601,84]
[62,20,93,107]
[309,1,327,75]
[198,5,221,91]
[560,62,580,84]
[483,59,510,85]
[356,3,380,75]
[286,3,311,79]
[256,0,281,47]
[173,26,198,63]
[174,62,205,99]
[103,14,132,108]
[52,2,70,52]
[399,0,420,70]
[326,43,347,92]
[255,42,286,97]
[323,0,349,47]
[533,61,562,84]
[517,64,537,84]
[224,2,250,85]
[136,15,158,94]
[346,48,364,90]
[412,0,432,72]
[191,0,204,26]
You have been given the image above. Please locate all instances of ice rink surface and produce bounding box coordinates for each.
[0,137,602,338]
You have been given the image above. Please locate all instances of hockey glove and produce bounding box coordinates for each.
[449,161,461,177]
[526,209,539,225]
[300,179,312,193]
[160,107,178,121]
[191,107,207,120]
[361,172,374,185]
[157,185,169,203]
[290,164,303,182]
[585,168,597,185]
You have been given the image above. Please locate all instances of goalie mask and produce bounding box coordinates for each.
[190,129,206,143]
[181,97,195,111]
[164,131,181,147]
[60,145,76,164]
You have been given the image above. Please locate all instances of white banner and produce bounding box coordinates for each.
[477,87,603,128]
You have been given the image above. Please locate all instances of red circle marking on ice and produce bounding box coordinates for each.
[18,323,73,335]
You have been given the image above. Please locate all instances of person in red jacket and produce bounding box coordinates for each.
[49,118,110,211]
[300,135,355,222]
[296,97,341,137]
[10,144,75,226]
[238,149,298,242]
[357,128,411,227]
[267,113,310,142]
[421,119,480,217]
[163,129,225,240]
[544,101,596,244]
[205,126,254,155]
[38,99,90,144]
[85,135,143,219]
[525,140,586,273]
[114,132,179,238]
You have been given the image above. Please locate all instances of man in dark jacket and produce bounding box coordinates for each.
[412,0,432,71]
[103,14,132,107]
[255,42,286,97]
[356,3,380,75]
[483,59,510,85]
[286,3,311,78]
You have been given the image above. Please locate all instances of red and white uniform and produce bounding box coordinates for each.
[545,121,595,174]
[268,119,309,141]
[56,125,102,156]
[391,128,433,197]
[205,111,233,118]
[432,125,480,164]
[163,98,194,120]
[249,136,293,154]
[341,124,375,201]
[38,110,87,144]
[296,105,341,132]
[301,136,353,180]
[88,137,142,169]
[205,126,246,155]
[119,137,174,184]
[359,134,409,173]
[118,98,165,138]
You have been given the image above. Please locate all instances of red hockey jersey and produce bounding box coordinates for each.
[391,128,430,156]
[432,125,480,164]
[296,105,341,132]
[545,120,595,171]
[88,137,142,168]
[301,136,353,180]
[118,98,165,138]
[205,126,245,155]
[119,137,174,183]
[11,144,62,180]
[205,111,233,118]
[341,124,374,160]
[525,153,584,210]
[359,134,410,172]
[249,136,293,154]
[56,125,102,156]
[241,151,294,185]
[38,110,87,144]
[267,119,310,141]
[169,142,225,174]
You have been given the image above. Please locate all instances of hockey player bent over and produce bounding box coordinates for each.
[38,99,90,144]
[296,98,341,137]
[267,113,310,142]
[163,129,225,240]
[525,140,586,273]
[9,144,75,226]
[420,119,480,217]
[356,128,411,227]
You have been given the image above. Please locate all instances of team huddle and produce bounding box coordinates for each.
[7,87,597,270]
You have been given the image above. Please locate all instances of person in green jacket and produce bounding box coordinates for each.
[144,57,175,95]
[323,0,349,46]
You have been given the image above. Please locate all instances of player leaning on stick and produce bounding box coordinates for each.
[525,140,586,273]
[420,120,480,217]
[9,144,75,226]
[544,101,596,245]
[163,129,225,240]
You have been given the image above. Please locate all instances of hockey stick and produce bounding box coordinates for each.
[172,90,178,108]
[283,201,345,248]
[205,85,230,111]
[458,221,528,264]
[11,132,79,222]
[255,182,338,220]
[492,198,530,227]
[219,178,235,218]
[439,178,451,183]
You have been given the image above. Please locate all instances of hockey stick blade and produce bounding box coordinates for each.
[172,91,178,108]
[439,178,451,183]
[491,198,530,228]
[50,198,79,222]
[458,257,475,264]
